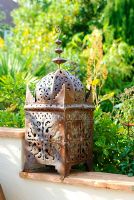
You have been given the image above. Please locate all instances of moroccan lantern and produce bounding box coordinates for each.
[24,37,94,178]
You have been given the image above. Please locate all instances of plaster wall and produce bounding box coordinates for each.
[0,137,134,200]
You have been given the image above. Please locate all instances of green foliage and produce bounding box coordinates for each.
[6,0,133,90]
[103,41,134,93]
[94,108,119,173]
[94,86,134,175]
[114,86,134,123]
[117,139,134,176]
[94,106,134,175]
[103,0,134,46]
[0,52,37,127]
[0,72,37,127]
[9,0,105,73]
[0,51,32,75]
[0,74,25,127]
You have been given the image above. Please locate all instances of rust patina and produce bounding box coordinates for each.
[24,38,94,178]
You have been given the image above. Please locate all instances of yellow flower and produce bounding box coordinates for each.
[92,79,100,86]
[0,37,4,48]
[23,29,29,37]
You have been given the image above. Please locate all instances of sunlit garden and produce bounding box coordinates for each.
[0,0,134,177]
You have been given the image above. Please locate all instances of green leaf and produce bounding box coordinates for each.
[101,92,114,101]
[128,173,133,177]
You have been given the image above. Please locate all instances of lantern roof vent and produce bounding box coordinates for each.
[35,69,84,102]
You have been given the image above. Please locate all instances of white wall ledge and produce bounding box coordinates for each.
[0,127,25,139]
[20,171,134,193]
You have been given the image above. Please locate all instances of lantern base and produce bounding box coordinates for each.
[55,163,71,178]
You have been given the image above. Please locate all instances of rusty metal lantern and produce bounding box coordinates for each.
[24,36,94,178]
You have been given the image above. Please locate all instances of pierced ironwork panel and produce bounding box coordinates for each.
[25,111,64,169]
[65,111,92,164]
[24,36,94,178]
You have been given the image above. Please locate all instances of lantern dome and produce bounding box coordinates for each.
[35,69,84,102]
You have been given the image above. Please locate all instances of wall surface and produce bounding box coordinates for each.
[0,136,134,200]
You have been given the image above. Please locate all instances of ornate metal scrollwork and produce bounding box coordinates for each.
[24,36,94,178]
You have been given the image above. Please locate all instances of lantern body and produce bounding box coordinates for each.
[24,69,94,177]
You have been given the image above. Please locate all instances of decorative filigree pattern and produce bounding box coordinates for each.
[65,111,92,163]
[66,141,90,162]
[35,69,84,102]
[25,112,64,165]
[25,109,93,176]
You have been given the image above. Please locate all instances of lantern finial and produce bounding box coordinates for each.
[52,26,67,68]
